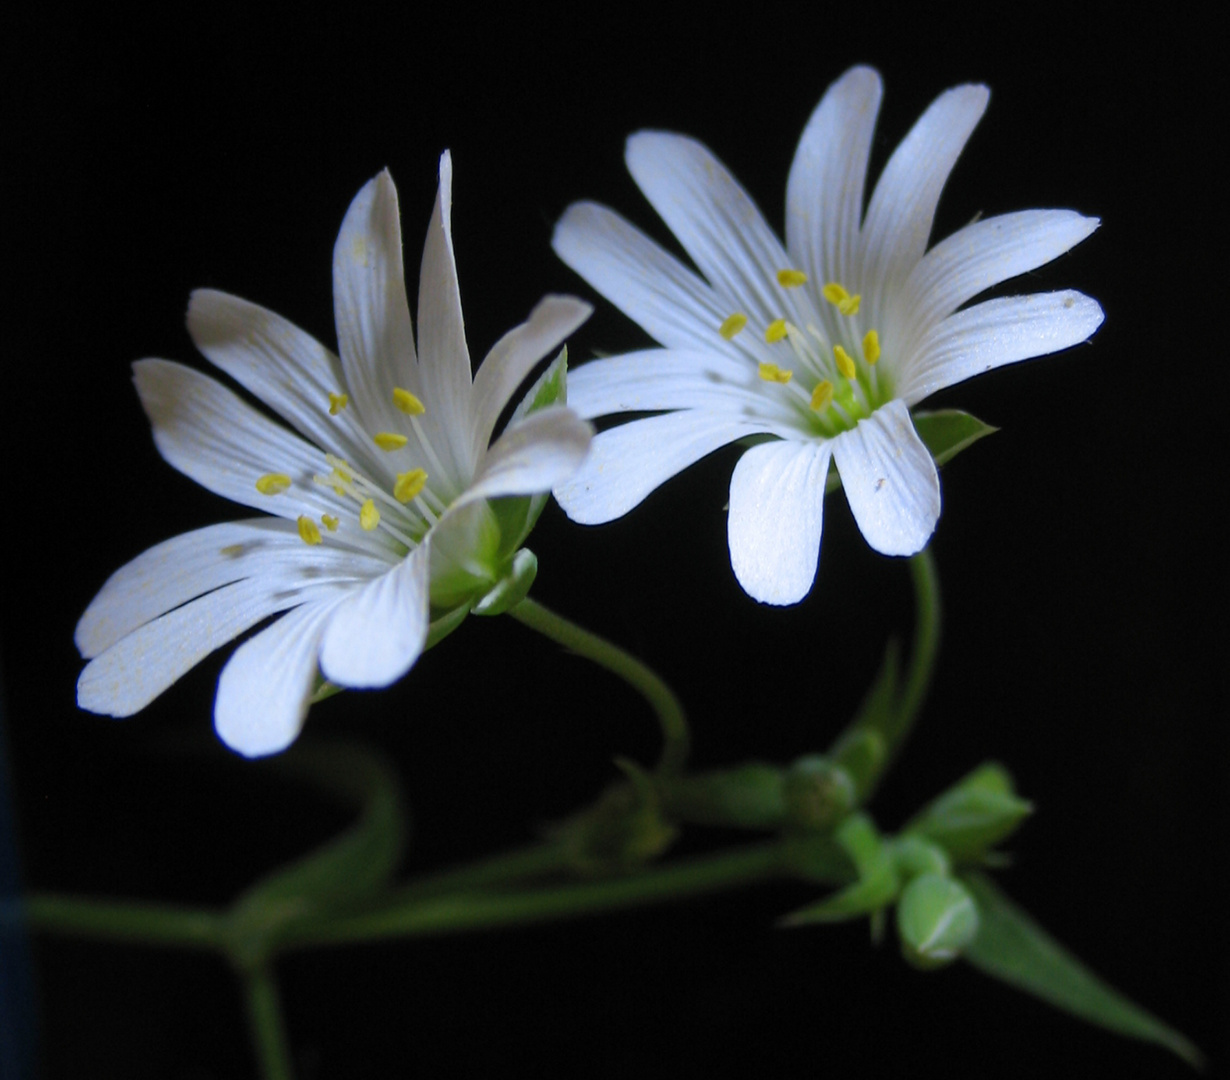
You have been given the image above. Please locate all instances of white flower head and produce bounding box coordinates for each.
[76,155,593,757]
[552,66,1103,605]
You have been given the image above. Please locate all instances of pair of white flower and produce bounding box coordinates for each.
[77,67,1102,755]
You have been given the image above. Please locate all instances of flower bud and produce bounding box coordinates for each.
[903,762,1032,862]
[783,756,857,831]
[896,873,979,970]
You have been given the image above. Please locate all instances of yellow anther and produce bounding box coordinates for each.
[765,319,789,344]
[863,329,881,365]
[834,345,857,380]
[719,313,748,340]
[393,387,425,415]
[823,282,862,316]
[297,515,322,546]
[776,269,808,288]
[758,362,793,384]
[810,380,835,411]
[321,514,339,532]
[394,468,429,503]
[359,498,380,531]
[328,392,349,415]
[374,432,408,451]
[255,473,292,495]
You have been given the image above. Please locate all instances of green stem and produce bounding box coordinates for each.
[510,595,690,774]
[279,842,786,949]
[240,962,296,1080]
[21,895,225,951]
[892,548,941,750]
[389,841,570,900]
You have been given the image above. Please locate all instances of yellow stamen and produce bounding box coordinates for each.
[297,515,322,546]
[776,269,808,288]
[359,498,380,531]
[321,514,339,532]
[374,432,408,451]
[765,319,788,344]
[255,473,292,495]
[823,282,862,316]
[863,329,881,365]
[834,345,856,380]
[394,468,428,503]
[719,313,748,340]
[328,392,349,415]
[810,380,834,411]
[393,387,425,415]
[758,362,793,384]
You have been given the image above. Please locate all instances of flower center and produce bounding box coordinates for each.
[253,385,451,550]
[719,271,891,438]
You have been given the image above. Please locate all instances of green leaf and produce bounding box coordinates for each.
[903,762,1033,863]
[225,741,407,966]
[962,872,1204,1069]
[781,813,899,925]
[912,409,998,468]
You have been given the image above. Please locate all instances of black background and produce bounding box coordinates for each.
[3,6,1224,1078]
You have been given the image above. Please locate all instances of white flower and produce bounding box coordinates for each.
[552,66,1103,605]
[76,155,592,757]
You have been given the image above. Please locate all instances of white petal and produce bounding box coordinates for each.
[469,294,591,459]
[625,132,820,331]
[786,66,882,290]
[860,84,990,308]
[318,543,430,689]
[75,519,390,659]
[567,348,763,419]
[77,574,350,719]
[831,400,939,557]
[554,410,747,524]
[187,289,382,479]
[332,170,420,441]
[552,201,731,351]
[898,210,1100,330]
[896,290,1105,403]
[415,150,475,485]
[727,439,832,606]
[135,359,345,522]
[214,599,344,758]
[464,406,592,504]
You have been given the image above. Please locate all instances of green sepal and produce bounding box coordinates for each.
[962,872,1204,1069]
[224,741,407,967]
[512,345,569,421]
[663,762,787,829]
[780,813,899,925]
[903,762,1033,863]
[912,408,998,467]
[889,834,951,880]
[897,873,979,970]
[471,548,538,616]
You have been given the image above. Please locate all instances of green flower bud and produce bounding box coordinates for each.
[903,762,1033,863]
[896,873,979,970]
[783,756,857,831]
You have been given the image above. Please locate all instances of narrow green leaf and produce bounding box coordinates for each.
[912,409,998,467]
[962,872,1204,1069]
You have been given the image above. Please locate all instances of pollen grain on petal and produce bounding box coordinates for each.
[834,345,856,380]
[765,319,789,344]
[719,312,749,340]
[863,329,881,365]
[255,473,292,495]
[374,432,409,451]
[297,515,322,546]
[394,468,428,503]
[758,362,793,384]
[359,498,381,531]
[776,269,808,288]
[328,392,350,415]
[392,387,426,415]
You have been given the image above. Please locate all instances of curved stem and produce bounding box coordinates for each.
[892,547,941,749]
[279,841,785,949]
[509,595,690,774]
